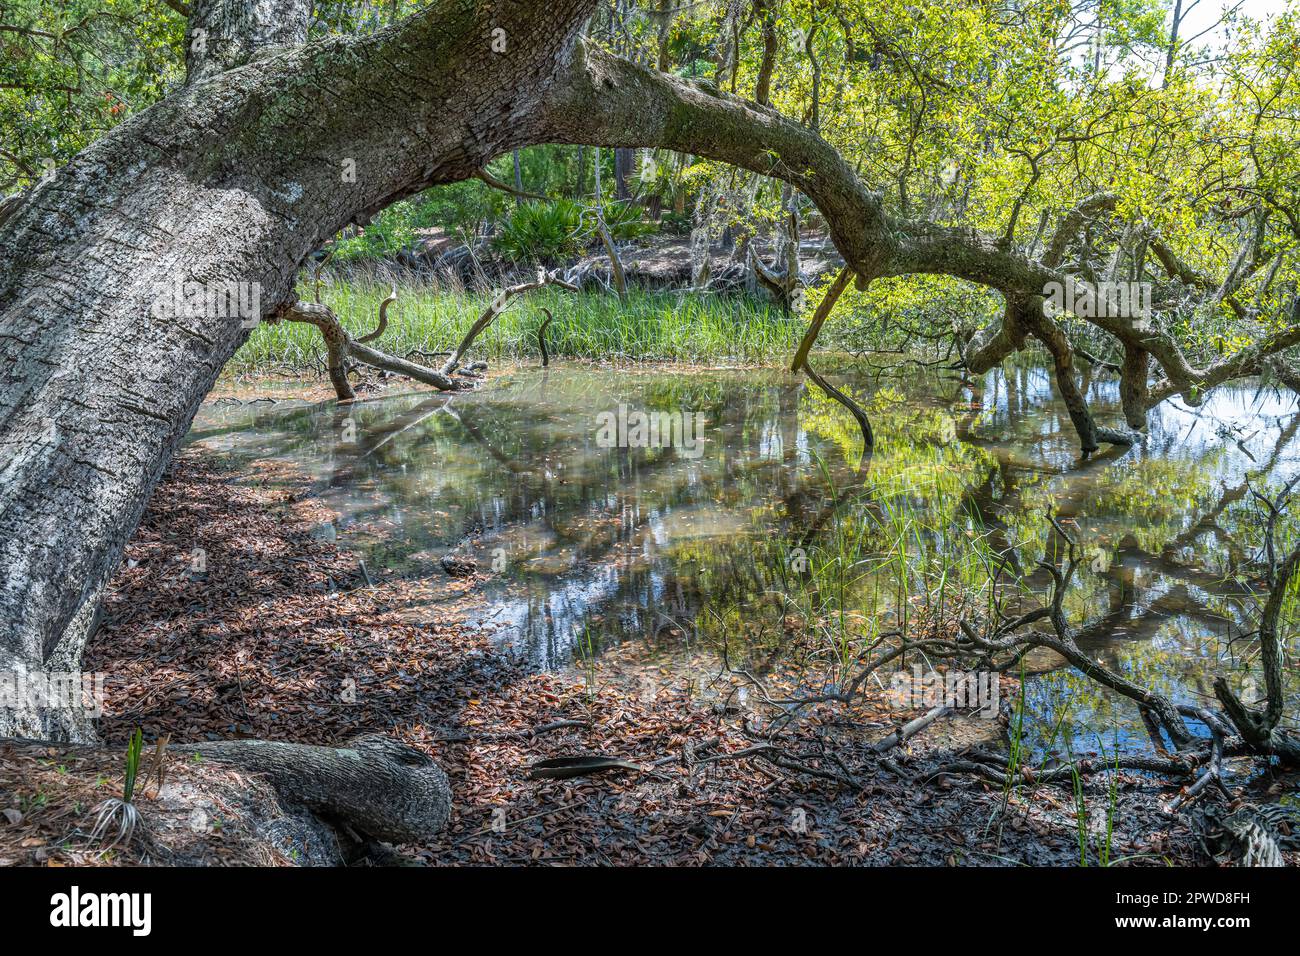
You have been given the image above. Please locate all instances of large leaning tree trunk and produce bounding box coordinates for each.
[0,0,598,743]
[2,0,1298,759]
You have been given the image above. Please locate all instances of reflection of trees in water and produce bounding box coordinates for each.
[192,368,1300,731]
[949,367,1300,747]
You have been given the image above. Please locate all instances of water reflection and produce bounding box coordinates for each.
[190,361,1300,753]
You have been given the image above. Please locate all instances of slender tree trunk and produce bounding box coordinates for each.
[753,0,779,107]
[614,147,633,200]
[1164,0,1184,86]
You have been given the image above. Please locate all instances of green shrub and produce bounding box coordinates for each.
[660,211,692,235]
[493,200,584,261]
[601,200,657,241]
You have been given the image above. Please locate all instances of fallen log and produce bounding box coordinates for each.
[276,298,457,400]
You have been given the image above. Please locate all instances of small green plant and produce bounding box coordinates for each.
[1100,747,1120,867]
[87,728,145,849]
[123,728,143,801]
[1070,761,1089,866]
[1002,660,1027,808]
[660,211,691,234]
[574,620,599,699]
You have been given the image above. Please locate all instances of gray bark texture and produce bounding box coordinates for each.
[188,734,452,844]
[0,0,593,847]
[0,0,595,739]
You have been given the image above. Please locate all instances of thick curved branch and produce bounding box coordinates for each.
[1149,236,1247,319]
[961,296,1028,374]
[1042,192,1116,269]
[1145,323,1300,408]
[538,43,1300,447]
[357,286,397,344]
[187,733,450,843]
[540,42,893,280]
[184,0,312,83]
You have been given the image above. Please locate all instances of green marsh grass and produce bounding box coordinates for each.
[757,422,1016,695]
[231,271,800,373]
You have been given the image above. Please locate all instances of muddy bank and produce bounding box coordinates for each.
[2,452,1231,866]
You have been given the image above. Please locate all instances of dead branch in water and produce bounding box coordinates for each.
[538,308,555,367]
[786,265,874,451]
[803,358,874,451]
[441,269,577,377]
[356,285,396,343]
[276,297,457,400]
[951,502,1300,778]
[277,271,574,400]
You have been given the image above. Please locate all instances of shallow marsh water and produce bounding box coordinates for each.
[190,360,1300,757]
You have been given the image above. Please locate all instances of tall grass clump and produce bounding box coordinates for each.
[231,270,800,373]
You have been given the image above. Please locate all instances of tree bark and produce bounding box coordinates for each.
[0,0,599,738]
[185,0,312,83]
[189,733,452,844]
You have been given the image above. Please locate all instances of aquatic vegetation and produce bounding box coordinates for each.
[231,277,799,372]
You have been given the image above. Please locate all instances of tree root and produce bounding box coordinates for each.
[3,732,452,851]
[182,734,451,844]
[927,751,1205,788]
[958,507,1300,767]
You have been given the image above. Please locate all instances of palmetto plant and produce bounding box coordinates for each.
[88,728,145,849]
[493,200,584,262]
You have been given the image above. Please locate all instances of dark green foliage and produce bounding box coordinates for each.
[493,199,585,262]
